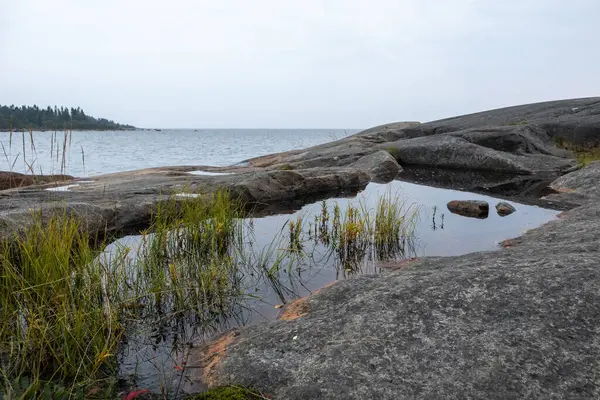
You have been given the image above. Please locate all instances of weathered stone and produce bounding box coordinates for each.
[446,200,489,218]
[496,201,517,216]
[0,171,72,190]
[348,150,401,182]
[379,134,576,174]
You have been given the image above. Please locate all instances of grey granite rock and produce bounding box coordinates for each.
[203,163,600,400]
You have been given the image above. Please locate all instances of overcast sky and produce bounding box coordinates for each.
[1,0,599,129]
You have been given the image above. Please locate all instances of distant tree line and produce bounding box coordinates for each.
[0,104,135,131]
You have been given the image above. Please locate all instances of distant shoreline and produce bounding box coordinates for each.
[0,128,138,133]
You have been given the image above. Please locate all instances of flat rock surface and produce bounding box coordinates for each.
[203,163,600,400]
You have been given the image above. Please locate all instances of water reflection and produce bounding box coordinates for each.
[104,180,559,394]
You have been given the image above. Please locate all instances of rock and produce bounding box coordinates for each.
[348,150,401,182]
[396,97,600,147]
[0,171,72,190]
[202,164,600,400]
[446,200,489,218]
[379,135,576,174]
[496,201,516,216]
[0,166,370,240]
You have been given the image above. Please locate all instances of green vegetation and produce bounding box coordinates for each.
[382,146,401,161]
[0,188,422,397]
[0,104,135,131]
[553,137,600,167]
[508,120,529,126]
[0,190,246,398]
[278,164,294,171]
[187,385,266,400]
[0,210,121,397]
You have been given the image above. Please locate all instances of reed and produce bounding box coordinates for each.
[0,210,121,396]
[0,189,251,397]
[0,185,422,397]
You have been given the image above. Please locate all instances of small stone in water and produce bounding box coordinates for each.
[496,201,517,216]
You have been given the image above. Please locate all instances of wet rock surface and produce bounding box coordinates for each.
[446,200,490,218]
[495,201,517,216]
[204,163,600,400]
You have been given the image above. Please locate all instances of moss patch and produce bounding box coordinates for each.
[553,137,600,167]
[186,386,266,400]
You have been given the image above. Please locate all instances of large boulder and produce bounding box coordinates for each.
[348,150,401,182]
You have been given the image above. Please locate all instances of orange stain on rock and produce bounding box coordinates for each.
[188,329,239,387]
[278,281,338,321]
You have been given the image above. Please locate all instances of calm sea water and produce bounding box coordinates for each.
[0,129,358,176]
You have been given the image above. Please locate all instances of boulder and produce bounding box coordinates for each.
[447,200,489,218]
[348,150,401,182]
[495,201,517,216]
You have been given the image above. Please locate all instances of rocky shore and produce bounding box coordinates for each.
[1,97,599,398]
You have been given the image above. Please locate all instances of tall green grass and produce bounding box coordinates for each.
[0,187,422,397]
[0,210,121,397]
[0,189,248,397]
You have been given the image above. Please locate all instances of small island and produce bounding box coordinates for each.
[0,104,135,131]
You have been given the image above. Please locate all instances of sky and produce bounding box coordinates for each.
[1,0,599,129]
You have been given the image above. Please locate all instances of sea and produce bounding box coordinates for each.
[0,129,358,176]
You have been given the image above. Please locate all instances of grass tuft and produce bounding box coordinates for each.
[553,137,600,167]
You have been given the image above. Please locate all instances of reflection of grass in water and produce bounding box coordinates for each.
[114,189,247,324]
[0,190,251,397]
[271,191,421,279]
[309,191,421,273]
[0,189,423,397]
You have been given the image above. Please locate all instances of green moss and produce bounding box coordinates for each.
[186,386,265,399]
[552,137,600,167]
[508,120,529,126]
[382,146,401,161]
[278,164,293,171]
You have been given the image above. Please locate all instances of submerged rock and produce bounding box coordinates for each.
[446,200,489,218]
[496,201,517,216]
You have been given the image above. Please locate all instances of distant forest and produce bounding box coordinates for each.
[0,104,135,131]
